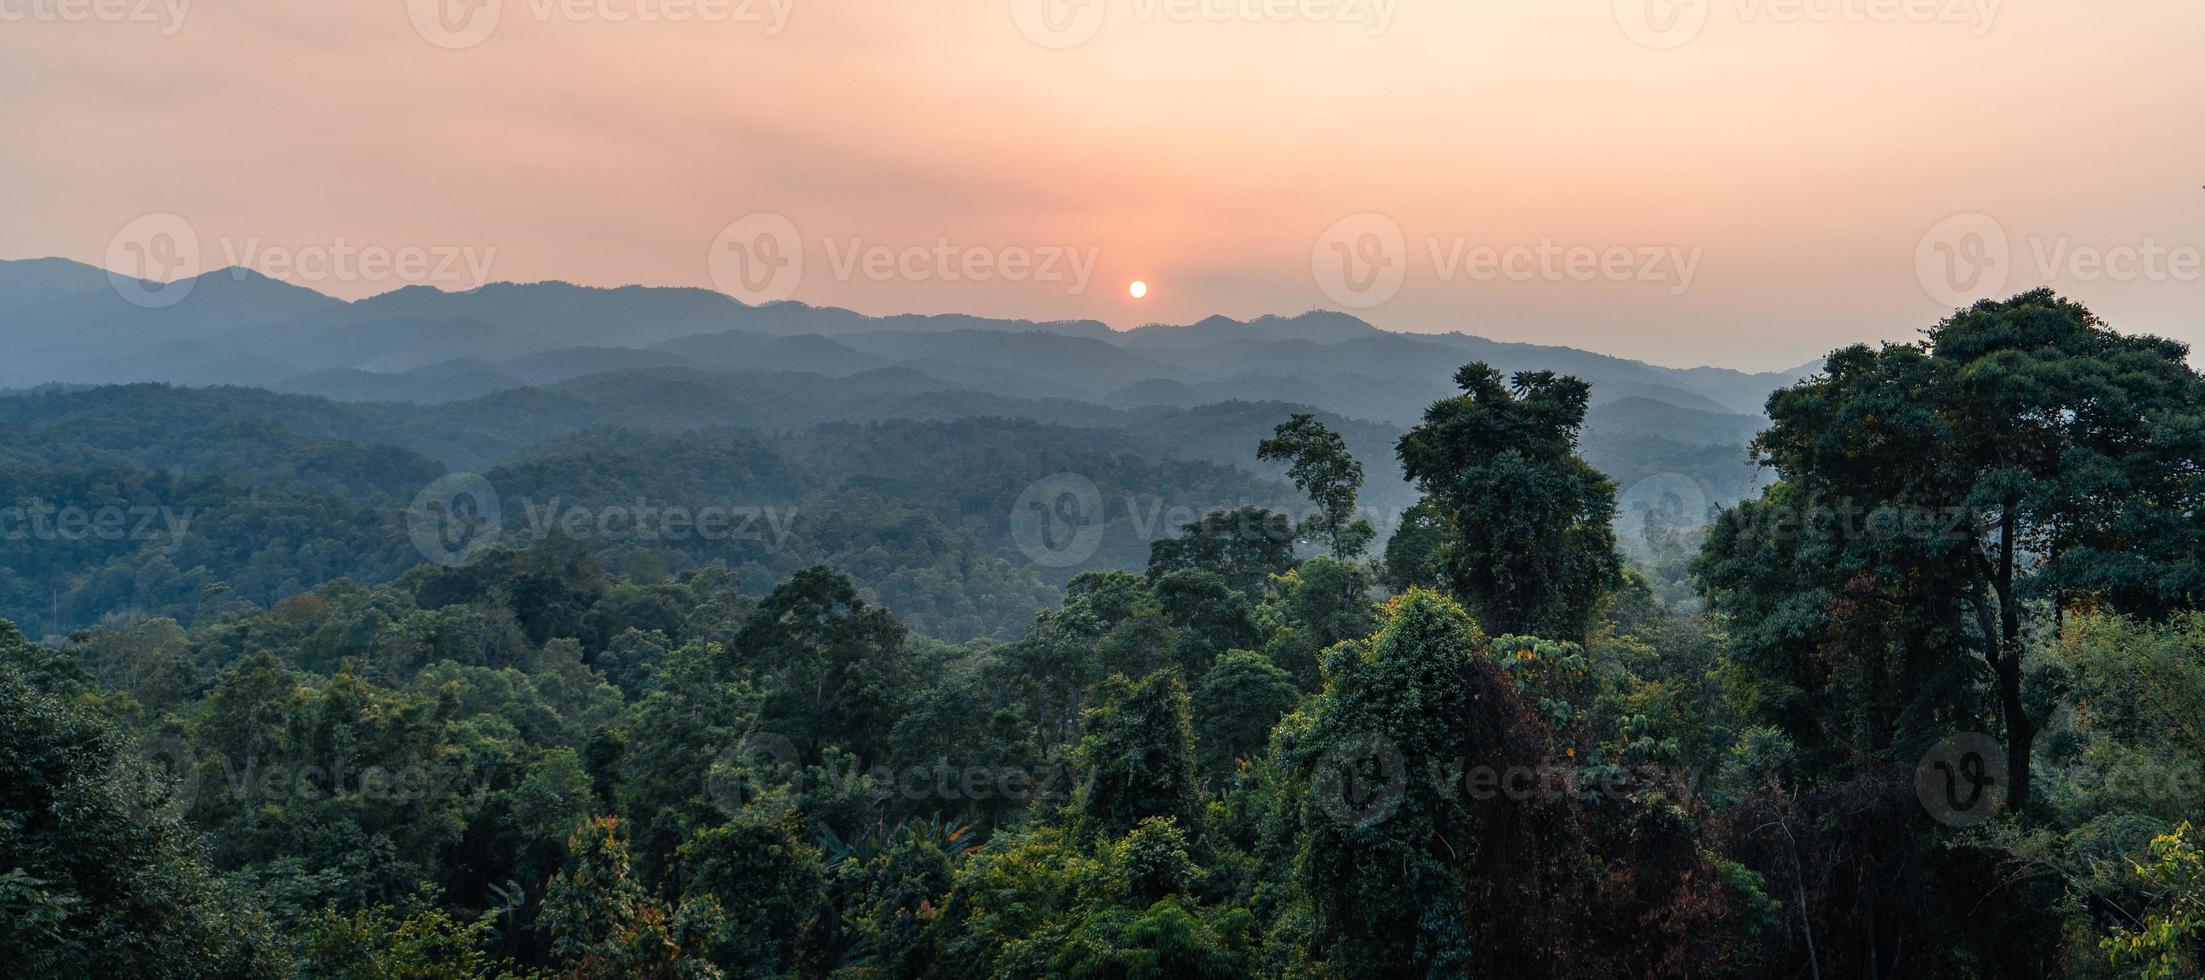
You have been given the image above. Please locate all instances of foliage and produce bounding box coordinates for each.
[1073,670,1203,841]
[7,301,2201,976]
[1257,413,1375,561]
[296,889,535,980]
[1285,589,1588,977]
[1397,362,1622,640]
[0,622,285,977]
[1145,506,1297,597]
[2101,822,2205,979]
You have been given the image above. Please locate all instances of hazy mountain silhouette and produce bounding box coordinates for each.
[0,257,1804,503]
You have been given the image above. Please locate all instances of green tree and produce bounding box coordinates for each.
[732,567,912,766]
[842,825,959,978]
[1259,556,1378,689]
[1289,589,1588,977]
[1193,650,1299,777]
[2102,822,2205,979]
[1074,671,1204,841]
[1379,497,1452,594]
[1699,290,2205,810]
[0,622,284,978]
[678,797,829,978]
[615,640,766,887]
[1397,363,1621,640]
[541,816,701,979]
[1152,569,1261,678]
[296,889,528,980]
[1258,413,1375,561]
[1146,507,1296,597]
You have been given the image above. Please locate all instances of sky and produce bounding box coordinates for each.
[2,1,2200,371]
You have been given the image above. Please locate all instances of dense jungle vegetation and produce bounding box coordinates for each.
[6,290,2205,977]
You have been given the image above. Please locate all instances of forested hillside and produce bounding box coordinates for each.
[6,290,2203,977]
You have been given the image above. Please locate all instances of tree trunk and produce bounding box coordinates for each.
[1994,503,2033,812]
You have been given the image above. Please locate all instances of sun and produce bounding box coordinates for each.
[1128,280,1148,299]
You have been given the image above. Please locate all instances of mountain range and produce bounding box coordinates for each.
[0,257,1822,517]
[0,258,1814,412]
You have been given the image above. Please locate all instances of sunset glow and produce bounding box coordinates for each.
[4,4,2200,368]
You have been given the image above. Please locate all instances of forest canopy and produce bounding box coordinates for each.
[5,290,2205,977]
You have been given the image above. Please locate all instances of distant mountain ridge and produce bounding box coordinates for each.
[1,256,1809,569]
[0,257,1810,419]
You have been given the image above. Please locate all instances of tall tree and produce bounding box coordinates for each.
[732,566,912,766]
[1073,670,1204,840]
[1258,413,1375,562]
[1192,649,1300,776]
[1290,589,1587,977]
[1146,506,1298,597]
[541,816,695,979]
[1397,363,1621,640]
[1698,289,2205,811]
[1378,497,1453,594]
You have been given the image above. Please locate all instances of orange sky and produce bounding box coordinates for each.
[3,1,2200,370]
